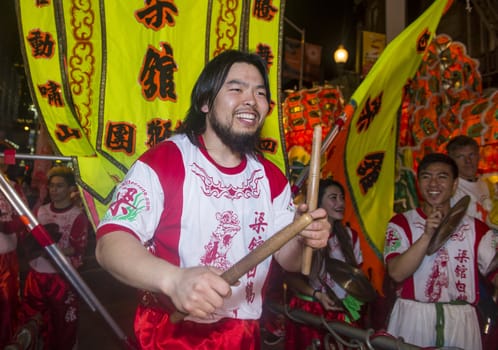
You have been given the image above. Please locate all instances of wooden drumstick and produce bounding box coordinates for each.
[301,125,322,275]
[169,212,314,323]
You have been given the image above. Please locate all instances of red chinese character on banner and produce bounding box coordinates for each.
[38,81,64,107]
[27,29,55,59]
[135,0,178,30]
[139,42,177,102]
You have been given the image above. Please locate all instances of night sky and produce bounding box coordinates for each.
[1,1,356,76]
[284,0,357,77]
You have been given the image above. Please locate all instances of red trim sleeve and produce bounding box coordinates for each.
[96,223,142,241]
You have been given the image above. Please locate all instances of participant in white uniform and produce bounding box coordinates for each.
[100,133,294,322]
[20,166,89,350]
[447,135,495,228]
[96,50,331,350]
[384,153,498,350]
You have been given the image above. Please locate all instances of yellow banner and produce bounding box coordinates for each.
[17,0,96,157]
[17,0,285,228]
[346,0,451,255]
[324,0,452,292]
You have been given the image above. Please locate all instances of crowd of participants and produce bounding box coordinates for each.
[0,141,89,349]
[1,49,498,350]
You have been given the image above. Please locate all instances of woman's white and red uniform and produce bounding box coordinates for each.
[384,208,498,350]
[285,226,363,350]
[21,202,89,350]
[97,134,296,349]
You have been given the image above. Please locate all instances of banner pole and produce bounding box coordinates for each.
[0,152,74,162]
[292,113,346,195]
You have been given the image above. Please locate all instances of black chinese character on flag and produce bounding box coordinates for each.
[105,122,136,155]
[146,118,173,148]
[55,124,81,142]
[27,29,55,59]
[139,42,178,102]
[356,92,383,133]
[38,81,64,107]
[135,0,178,30]
[256,44,274,70]
[253,0,278,21]
[357,152,384,195]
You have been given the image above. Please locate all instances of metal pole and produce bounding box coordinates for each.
[299,29,305,90]
[0,172,137,349]
[0,152,74,162]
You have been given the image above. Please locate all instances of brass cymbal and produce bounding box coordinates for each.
[325,258,377,302]
[426,195,471,256]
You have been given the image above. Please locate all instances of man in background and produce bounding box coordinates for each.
[446,135,498,350]
[20,166,89,350]
[446,135,495,228]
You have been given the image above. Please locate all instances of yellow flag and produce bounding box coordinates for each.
[17,0,286,227]
[324,0,452,292]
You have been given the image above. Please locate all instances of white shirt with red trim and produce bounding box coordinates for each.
[383,208,497,304]
[98,134,295,322]
[29,203,89,273]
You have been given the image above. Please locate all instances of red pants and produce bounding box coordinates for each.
[134,305,261,350]
[20,270,79,350]
[0,251,20,346]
